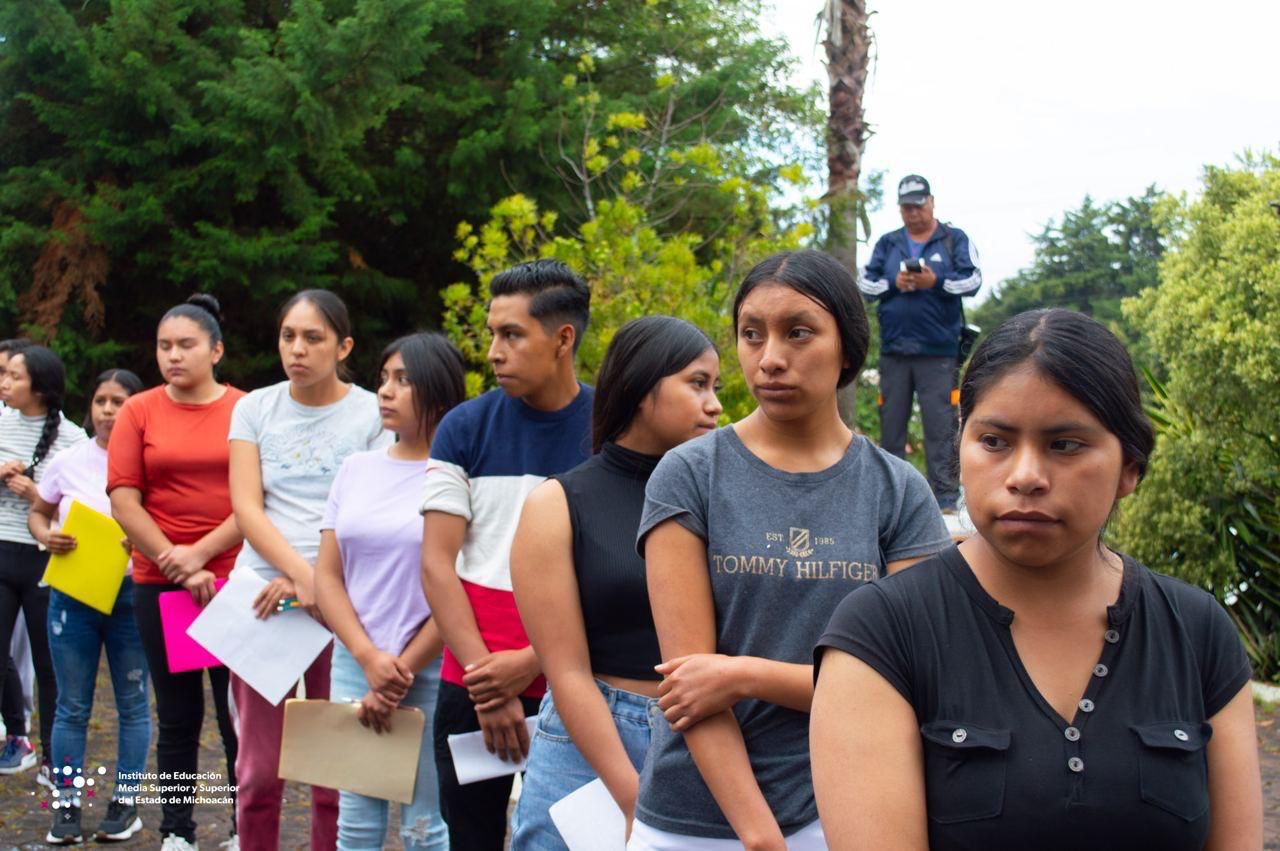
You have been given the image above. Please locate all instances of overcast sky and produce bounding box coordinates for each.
[763,0,1280,297]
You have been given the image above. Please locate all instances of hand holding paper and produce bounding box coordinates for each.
[158,578,228,673]
[356,690,397,734]
[446,716,537,785]
[478,697,532,762]
[186,567,332,705]
[42,530,77,555]
[279,699,424,804]
[42,500,130,615]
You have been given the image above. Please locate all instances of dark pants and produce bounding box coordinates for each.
[0,541,56,759]
[133,582,238,843]
[879,354,960,508]
[433,680,541,851]
[2,657,25,737]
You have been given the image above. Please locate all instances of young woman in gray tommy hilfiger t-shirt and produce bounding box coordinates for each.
[632,251,950,850]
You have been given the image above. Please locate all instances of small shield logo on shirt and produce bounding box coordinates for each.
[930,252,943,263]
[787,527,814,559]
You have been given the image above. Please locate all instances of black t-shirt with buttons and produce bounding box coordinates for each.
[815,546,1251,851]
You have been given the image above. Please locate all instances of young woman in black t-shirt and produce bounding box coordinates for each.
[812,309,1262,851]
[508,316,722,849]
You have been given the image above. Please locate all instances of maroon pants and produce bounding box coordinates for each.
[232,643,338,850]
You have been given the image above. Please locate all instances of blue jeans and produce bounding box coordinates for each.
[47,578,150,800]
[330,643,446,851]
[511,682,658,851]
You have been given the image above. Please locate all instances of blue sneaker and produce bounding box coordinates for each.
[0,734,36,773]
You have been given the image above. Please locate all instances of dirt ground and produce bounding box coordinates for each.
[1,661,1279,848]
[0,660,414,850]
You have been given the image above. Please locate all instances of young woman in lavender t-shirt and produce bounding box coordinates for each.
[315,332,466,851]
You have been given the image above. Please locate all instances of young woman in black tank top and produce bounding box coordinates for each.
[508,317,723,849]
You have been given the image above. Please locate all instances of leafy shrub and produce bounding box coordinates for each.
[1115,153,1280,678]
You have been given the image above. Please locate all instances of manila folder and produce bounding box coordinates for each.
[279,699,424,804]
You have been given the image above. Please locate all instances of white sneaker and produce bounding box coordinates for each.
[35,759,55,790]
[160,835,199,851]
[218,836,239,851]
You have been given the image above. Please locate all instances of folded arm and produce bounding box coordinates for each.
[646,519,785,850]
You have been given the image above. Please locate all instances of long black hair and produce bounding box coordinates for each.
[84,369,145,436]
[278,289,354,381]
[14,346,67,476]
[592,316,717,453]
[959,309,1155,480]
[732,250,870,389]
[378,333,466,443]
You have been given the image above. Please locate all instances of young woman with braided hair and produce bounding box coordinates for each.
[0,345,87,785]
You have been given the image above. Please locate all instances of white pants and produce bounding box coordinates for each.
[4,611,35,734]
[628,818,826,850]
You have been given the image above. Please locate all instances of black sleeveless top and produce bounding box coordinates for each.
[554,442,663,680]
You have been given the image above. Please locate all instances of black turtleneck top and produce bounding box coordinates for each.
[553,441,663,680]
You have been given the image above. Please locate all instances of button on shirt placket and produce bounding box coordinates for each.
[1064,626,1122,794]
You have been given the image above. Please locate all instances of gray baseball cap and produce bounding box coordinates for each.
[897,175,932,206]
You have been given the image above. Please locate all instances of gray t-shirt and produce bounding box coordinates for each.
[229,381,390,579]
[635,426,950,838]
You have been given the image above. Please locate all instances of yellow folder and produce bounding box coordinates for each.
[41,500,129,615]
[279,699,425,804]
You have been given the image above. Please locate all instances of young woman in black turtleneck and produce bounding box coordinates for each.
[507,317,722,849]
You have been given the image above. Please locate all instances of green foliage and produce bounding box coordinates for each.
[971,188,1165,357]
[0,0,449,408]
[441,82,818,420]
[1114,153,1280,677]
[0,0,819,418]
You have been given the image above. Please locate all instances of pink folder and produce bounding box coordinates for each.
[158,579,227,673]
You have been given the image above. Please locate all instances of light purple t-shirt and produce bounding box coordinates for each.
[321,447,431,655]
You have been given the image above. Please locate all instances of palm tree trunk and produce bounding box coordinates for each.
[824,0,870,271]
[823,0,871,426]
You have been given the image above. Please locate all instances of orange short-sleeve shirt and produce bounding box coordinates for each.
[107,385,246,584]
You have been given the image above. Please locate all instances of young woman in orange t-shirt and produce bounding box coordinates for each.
[108,294,245,851]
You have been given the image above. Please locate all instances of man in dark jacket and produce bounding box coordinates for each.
[859,174,982,511]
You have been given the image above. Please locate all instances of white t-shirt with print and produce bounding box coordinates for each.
[229,380,391,579]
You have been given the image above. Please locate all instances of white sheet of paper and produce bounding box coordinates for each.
[186,567,333,705]
[446,717,538,784]
[549,778,626,851]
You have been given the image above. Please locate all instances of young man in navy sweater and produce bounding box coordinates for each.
[421,259,593,850]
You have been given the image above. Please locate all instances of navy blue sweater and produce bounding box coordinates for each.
[859,222,982,357]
